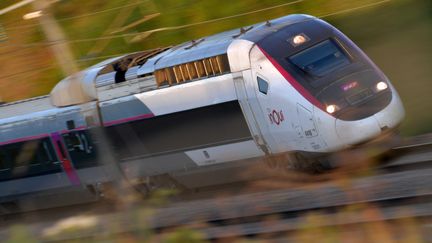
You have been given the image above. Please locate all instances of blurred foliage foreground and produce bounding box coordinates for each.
[3,188,426,243]
[0,0,431,135]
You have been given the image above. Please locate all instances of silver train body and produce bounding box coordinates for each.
[0,15,404,212]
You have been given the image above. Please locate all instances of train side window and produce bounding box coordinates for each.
[0,139,59,181]
[0,139,57,168]
[63,132,92,153]
[0,148,10,171]
[62,131,97,169]
[257,76,269,95]
[42,140,55,162]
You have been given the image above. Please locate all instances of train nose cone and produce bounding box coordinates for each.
[335,85,405,146]
[335,116,381,146]
[373,87,405,132]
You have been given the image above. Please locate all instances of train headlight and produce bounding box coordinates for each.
[293,35,307,45]
[290,33,310,47]
[376,81,388,91]
[326,105,338,114]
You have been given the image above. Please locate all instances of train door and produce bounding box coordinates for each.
[249,46,324,153]
[248,51,290,153]
[233,71,275,155]
[249,72,289,153]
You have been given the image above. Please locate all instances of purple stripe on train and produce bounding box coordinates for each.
[51,132,81,186]
[103,113,155,127]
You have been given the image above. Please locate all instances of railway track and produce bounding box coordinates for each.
[0,135,431,242]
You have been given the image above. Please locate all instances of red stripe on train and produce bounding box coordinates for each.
[51,132,81,186]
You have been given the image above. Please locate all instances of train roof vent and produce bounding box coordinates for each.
[95,47,169,87]
[154,54,230,87]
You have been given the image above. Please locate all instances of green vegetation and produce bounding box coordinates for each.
[0,0,431,135]
[5,225,38,243]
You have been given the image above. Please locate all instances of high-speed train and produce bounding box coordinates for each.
[0,14,404,213]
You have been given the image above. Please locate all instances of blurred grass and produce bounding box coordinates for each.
[5,225,38,243]
[0,0,431,135]
[5,203,425,243]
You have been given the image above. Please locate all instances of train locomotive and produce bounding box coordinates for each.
[0,14,404,213]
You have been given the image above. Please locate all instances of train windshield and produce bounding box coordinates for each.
[289,39,350,78]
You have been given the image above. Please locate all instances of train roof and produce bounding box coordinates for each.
[2,14,315,110]
[93,14,313,88]
[0,95,54,120]
[141,14,313,74]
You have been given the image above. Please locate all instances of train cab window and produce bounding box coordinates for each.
[257,77,269,95]
[289,39,350,78]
